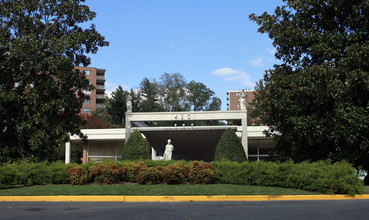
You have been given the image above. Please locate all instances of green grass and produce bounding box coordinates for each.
[0,184,319,196]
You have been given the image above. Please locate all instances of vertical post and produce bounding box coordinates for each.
[151,147,156,160]
[257,140,260,162]
[115,145,118,162]
[125,113,131,144]
[65,141,71,164]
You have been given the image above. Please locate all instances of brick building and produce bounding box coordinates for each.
[75,67,106,114]
[226,90,255,111]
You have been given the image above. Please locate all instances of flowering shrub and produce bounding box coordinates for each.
[161,162,190,184]
[121,161,147,182]
[67,167,88,185]
[189,161,214,184]
[136,167,162,184]
[88,163,123,184]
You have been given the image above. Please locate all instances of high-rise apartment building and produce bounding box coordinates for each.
[75,67,106,114]
[226,90,255,111]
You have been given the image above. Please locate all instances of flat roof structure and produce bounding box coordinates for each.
[125,110,248,161]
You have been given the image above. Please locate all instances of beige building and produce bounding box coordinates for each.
[75,67,106,114]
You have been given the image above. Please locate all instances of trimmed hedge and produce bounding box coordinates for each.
[0,161,77,188]
[212,160,363,195]
[214,128,247,162]
[0,160,363,195]
[122,130,151,160]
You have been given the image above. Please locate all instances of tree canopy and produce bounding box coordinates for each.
[0,0,108,162]
[250,0,369,169]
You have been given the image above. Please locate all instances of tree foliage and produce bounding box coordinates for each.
[0,0,108,162]
[139,77,162,112]
[214,128,247,162]
[187,80,217,111]
[106,86,128,125]
[122,130,151,160]
[250,0,369,169]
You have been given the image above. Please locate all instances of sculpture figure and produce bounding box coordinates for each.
[126,95,132,112]
[163,139,174,161]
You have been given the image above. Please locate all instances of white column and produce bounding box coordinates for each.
[125,113,131,143]
[65,141,71,164]
[152,147,157,160]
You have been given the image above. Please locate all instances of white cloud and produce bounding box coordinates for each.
[169,44,174,49]
[249,57,263,67]
[211,67,240,76]
[211,67,254,87]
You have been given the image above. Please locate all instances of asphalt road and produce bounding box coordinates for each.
[1,200,369,220]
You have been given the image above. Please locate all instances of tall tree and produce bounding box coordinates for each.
[0,0,108,162]
[187,80,215,111]
[139,77,162,112]
[250,0,369,170]
[159,73,189,111]
[107,86,128,125]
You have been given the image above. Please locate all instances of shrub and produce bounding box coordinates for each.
[136,167,162,184]
[67,167,88,185]
[214,128,247,162]
[122,130,151,160]
[88,163,123,184]
[189,161,214,184]
[161,162,190,184]
[212,160,363,195]
[121,161,147,182]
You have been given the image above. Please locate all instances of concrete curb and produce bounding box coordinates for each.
[1,195,369,202]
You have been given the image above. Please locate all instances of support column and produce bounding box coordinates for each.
[81,143,87,164]
[151,147,156,160]
[65,141,71,164]
[241,110,248,160]
[125,113,131,144]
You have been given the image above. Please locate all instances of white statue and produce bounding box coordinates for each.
[126,95,132,112]
[163,139,174,161]
[240,89,246,110]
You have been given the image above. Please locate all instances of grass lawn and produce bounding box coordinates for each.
[0,184,320,196]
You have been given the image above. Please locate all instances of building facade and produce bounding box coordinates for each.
[226,90,255,111]
[75,67,106,114]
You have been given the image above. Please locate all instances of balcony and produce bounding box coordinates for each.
[96,94,106,100]
[96,85,105,91]
[96,104,106,109]
[96,75,105,83]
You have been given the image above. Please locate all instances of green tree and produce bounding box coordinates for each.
[107,86,128,125]
[0,0,108,162]
[122,130,151,160]
[186,80,215,111]
[214,128,247,162]
[159,73,189,111]
[250,1,369,169]
[139,77,162,112]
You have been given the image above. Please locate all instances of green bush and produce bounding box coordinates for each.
[88,163,123,184]
[122,130,151,160]
[161,162,190,184]
[212,160,363,195]
[189,161,214,184]
[136,167,162,184]
[67,167,88,185]
[214,128,247,162]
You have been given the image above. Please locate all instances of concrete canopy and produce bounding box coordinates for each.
[136,126,238,161]
[126,110,248,161]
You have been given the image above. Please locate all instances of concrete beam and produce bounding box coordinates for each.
[126,110,247,122]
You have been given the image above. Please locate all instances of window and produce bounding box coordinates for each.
[84,98,91,104]
[83,89,91,94]
[83,108,91,114]
[84,70,91,75]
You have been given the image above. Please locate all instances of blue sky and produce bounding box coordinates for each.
[85,0,284,110]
